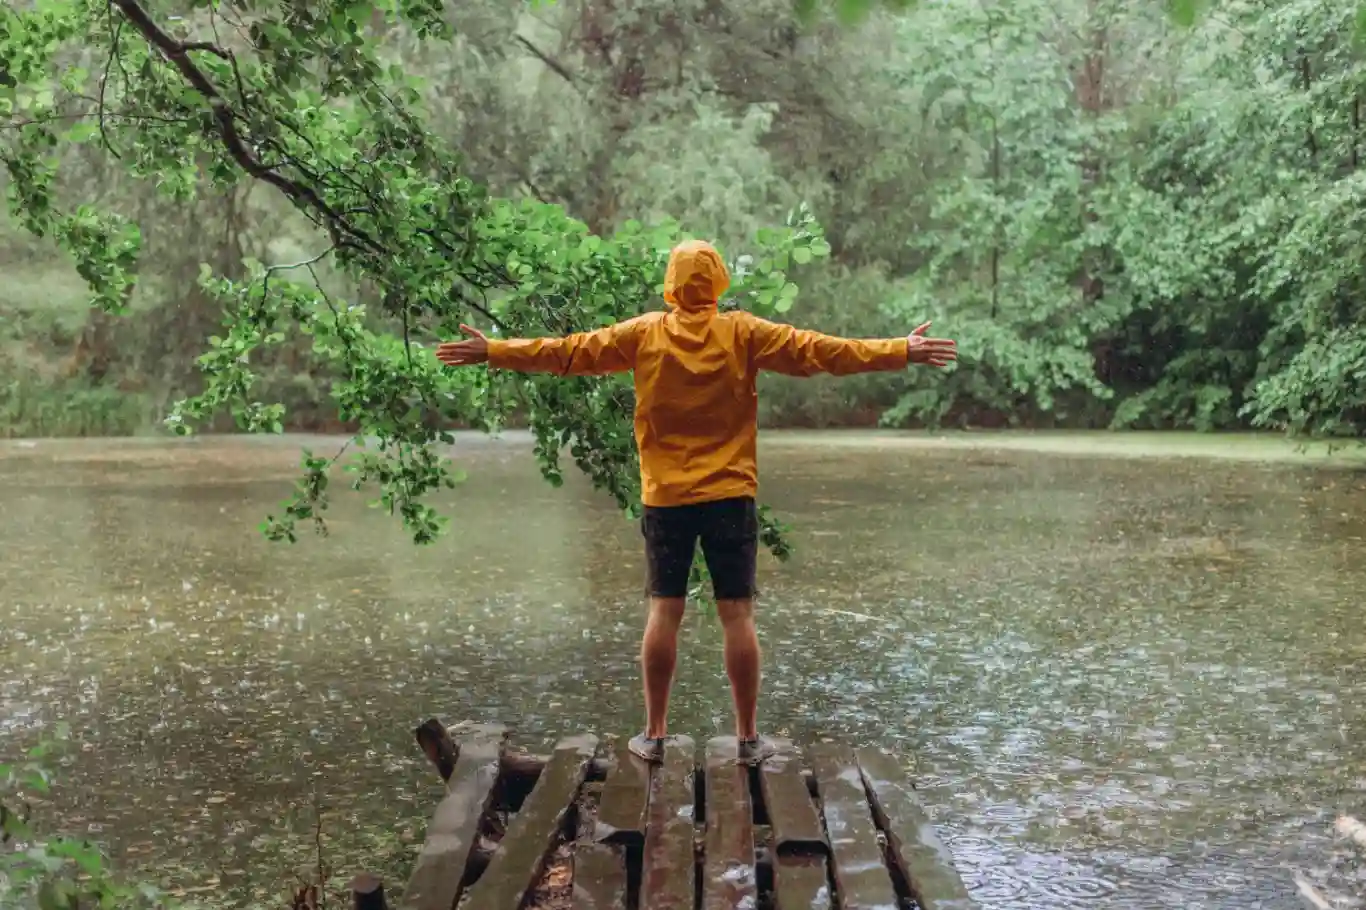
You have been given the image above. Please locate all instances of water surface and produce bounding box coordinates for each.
[1,432,1363,908]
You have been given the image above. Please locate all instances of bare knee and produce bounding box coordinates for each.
[715,597,754,629]
[647,597,686,630]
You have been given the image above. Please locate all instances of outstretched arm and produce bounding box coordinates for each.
[436,316,649,376]
[746,315,956,377]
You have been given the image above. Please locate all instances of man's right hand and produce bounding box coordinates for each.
[907,321,956,368]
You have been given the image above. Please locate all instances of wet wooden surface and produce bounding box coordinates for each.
[702,736,756,910]
[401,725,507,910]
[594,735,650,845]
[404,727,977,910]
[572,844,627,910]
[808,744,900,910]
[641,736,696,910]
[464,735,598,910]
[758,738,826,853]
[770,853,832,910]
[857,748,976,910]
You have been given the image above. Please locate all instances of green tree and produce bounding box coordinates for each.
[2,0,831,552]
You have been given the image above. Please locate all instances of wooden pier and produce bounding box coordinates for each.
[371,720,975,910]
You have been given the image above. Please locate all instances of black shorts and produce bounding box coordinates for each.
[642,496,758,600]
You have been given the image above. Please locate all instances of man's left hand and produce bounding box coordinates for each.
[436,324,490,366]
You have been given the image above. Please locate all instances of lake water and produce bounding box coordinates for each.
[1,432,1363,908]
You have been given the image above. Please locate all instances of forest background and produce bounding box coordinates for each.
[3,0,1362,444]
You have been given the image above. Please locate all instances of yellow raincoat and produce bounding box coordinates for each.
[487,240,909,507]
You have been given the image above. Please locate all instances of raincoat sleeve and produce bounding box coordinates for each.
[744,314,909,377]
[486,315,650,376]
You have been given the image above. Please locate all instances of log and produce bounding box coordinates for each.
[464,735,598,910]
[414,719,458,782]
[414,718,607,793]
[351,874,388,910]
[402,725,507,910]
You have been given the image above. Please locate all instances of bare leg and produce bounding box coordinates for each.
[716,597,760,740]
[641,596,686,739]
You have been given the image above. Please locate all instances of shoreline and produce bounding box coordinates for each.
[1,427,1362,467]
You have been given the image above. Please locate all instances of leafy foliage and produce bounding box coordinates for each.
[5,0,1366,553]
[1,0,838,554]
[1,729,171,909]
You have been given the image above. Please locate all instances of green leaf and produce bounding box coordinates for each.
[1167,0,1198,27]
[791,246,813,265]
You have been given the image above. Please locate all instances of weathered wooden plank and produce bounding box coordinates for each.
[808,744,899,910]
[402,725,507,910]
[771,855,832,910]
[572,844,627,910]
[465,734,598,910]
[641,736,696,910]
[758,738,826,853]
[857,748,976,910]
[594,735,650,844]
[703,736,756,910]
[415,719,459,782]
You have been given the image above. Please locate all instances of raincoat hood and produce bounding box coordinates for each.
[663,240,730,312]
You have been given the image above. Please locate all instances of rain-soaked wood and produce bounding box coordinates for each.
[703,736,756,910]
[351,873,388,910]
[464,735,599,910]
[593,735,650,844]
[573,845,628,910]
[402,725,508,910]
[759,738,826,853]
[415,719,459,783]
[641,736,696,910]
[857,748,976,910]
[414,718,575,790]
[770,854,832,910]
[808,744,899,910]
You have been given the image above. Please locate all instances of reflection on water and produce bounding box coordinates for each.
[1,433,1363,908]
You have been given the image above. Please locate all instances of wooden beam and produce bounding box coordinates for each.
[857,748,975,910]
[401,725,507,910]
[808,744,898,910]
[463,735,598,910]
[594,735,650,845]
[641,736,696,910]
[702,736,756,910]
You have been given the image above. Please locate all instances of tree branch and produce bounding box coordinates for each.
[108,0,382,255]
[513,33,577,86]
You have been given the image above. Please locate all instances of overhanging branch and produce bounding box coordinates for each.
[108,0,382,255]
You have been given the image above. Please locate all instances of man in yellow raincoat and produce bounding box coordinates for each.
[437,240,956,764]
